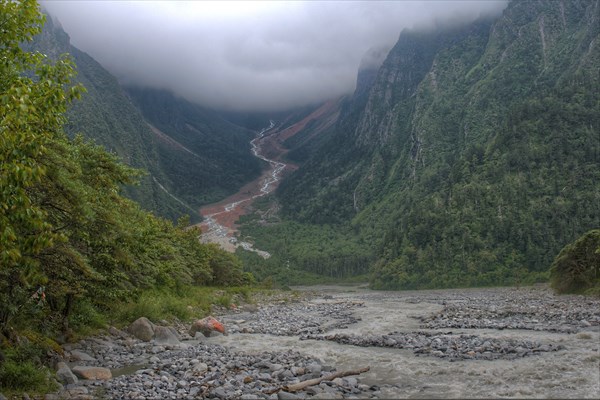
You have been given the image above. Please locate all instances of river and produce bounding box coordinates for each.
[198,121,284,257]
[211,285,600,399]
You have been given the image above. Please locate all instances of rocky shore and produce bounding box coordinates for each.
[42,285,599,399]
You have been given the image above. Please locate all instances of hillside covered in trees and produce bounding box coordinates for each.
[0,1,249,388]
[28,13,264,222]
[239,0,600,289]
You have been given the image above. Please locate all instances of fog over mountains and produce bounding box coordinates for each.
[41,0,508,111]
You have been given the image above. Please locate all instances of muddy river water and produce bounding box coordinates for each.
[212,285,600,399]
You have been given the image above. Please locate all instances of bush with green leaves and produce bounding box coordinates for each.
[1,0,249,345]
[549,230,600,295]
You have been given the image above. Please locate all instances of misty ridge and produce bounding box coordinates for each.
[41,0,508,112]
[32,0,599,293]
[2,1,599,397]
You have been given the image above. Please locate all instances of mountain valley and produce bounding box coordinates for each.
[26,0,600,289]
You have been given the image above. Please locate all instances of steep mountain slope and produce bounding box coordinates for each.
[125,87,262,207]
[32,15,264,222]
[246,0,600,288]
[30,15,193,220]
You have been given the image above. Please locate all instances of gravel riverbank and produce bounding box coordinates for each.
[47,285,599,399]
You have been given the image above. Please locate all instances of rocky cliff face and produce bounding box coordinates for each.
[272,0,599,288]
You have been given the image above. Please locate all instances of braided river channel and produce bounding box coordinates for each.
[212,285,600,399]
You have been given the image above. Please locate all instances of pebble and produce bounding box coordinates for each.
[43,286,599,399]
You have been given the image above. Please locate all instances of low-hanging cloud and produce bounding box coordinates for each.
[41,1,508,112]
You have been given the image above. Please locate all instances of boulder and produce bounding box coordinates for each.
[153,325,180,345]
[56,362,78,385]
[189,316,226,338]
[128,317,155,342]
[70,350,95,362]
[72,366,112,380]
[108,326,129,338]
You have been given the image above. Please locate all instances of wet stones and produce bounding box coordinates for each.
[41,287,599,399]
[88,343,376,399]
[306,331,562,361]
[418,287,600,333]
[222,300,363,336]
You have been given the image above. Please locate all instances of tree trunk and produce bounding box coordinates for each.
[276,366,371,393]
[62,293,74,333]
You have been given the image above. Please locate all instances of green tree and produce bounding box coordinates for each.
[0,0,83,334]
[1,0,247,340]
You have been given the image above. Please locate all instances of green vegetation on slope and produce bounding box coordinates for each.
[30,15,267,223]
[0,1,251,392]
[550,229,600,295]
[28,15,195,221]
[240,218,372,282]
[241,0,599,289]
[125,87,263,207]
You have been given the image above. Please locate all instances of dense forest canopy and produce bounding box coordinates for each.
[239,0,600,289]
[0,0,247,348]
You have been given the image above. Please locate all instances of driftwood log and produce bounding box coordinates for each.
[281,366,371,393]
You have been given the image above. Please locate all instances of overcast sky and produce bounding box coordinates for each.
[41,1,508,112]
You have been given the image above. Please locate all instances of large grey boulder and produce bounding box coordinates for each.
[56,362,78,385]
[153,325,180,345]
[128,317,155,342]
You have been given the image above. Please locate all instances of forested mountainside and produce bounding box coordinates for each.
[2,3,252,390]
[31,15,263,221]
[124,87,262,208]
[241,0,600,288]
[28,15,192,220]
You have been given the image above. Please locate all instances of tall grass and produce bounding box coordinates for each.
[108,286,255,327]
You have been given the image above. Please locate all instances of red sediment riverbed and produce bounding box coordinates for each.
[196,99,340,248]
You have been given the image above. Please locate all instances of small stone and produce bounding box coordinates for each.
[151,345,165,353]
[306,362,322,374]
[194,362,208,373]
[213,387,228,399]
[277,392,301,400]
[278,370,294,380]
[346,377,358,387]
[269,363,283,372]
[313,393,341,399]
[108,326,128,338]
[332,377,345,386]
[66,386,89,396]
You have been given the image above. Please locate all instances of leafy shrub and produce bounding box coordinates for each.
[0,360,51,391]
[549,230,600,294]
[0,341,57,393]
